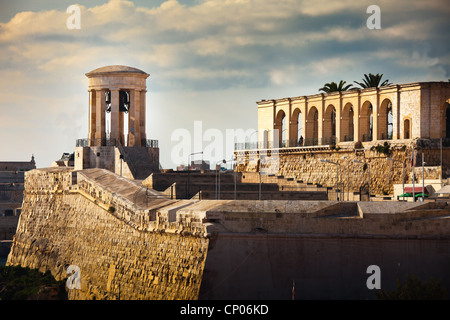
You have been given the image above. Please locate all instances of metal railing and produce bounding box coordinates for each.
[362,133,372,142]
[76,138,159,148]
[235,137,338,150]
[380,132,393,140]
[76,138,121,147]
[145,139,159,148]
[343,135,354,142]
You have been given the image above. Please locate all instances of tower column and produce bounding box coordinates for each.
[94,88,106,146]
[110,88,120,145]
[128,89,141,147]
[354,93,360,142]
[140,90,147,145]
[119,108,125,146]
[88,89,96,146]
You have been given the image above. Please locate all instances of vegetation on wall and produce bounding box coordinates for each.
[371,141,391,156]
[319,73,392,93]
[0,265,67,300]
[375,275,447,300]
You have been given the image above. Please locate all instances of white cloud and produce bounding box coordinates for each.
[0,0,448,168]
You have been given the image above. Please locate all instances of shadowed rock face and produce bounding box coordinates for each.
[0,265,67,300]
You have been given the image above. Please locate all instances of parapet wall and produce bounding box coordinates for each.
[6,167,450,299]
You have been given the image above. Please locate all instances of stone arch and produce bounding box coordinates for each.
[378,98,393,140]
[291,108,302,145]
[403,118,411,139]
[274,109,286,146]
[360,101,373,141]
[306,106,319,146]
[323,104,337,145]
[341,102,354,142]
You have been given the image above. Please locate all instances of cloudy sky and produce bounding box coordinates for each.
[0,0,449,169]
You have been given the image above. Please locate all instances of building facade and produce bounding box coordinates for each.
[257,82,450,148]
[0,155,36,217]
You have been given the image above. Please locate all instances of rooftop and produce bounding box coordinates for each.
[85,65,148,77]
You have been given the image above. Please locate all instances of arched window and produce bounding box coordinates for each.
[341,103,354,142]
[360,101,373,141]
[379,99,393,140]
[275,110,286,147]
[306,107,319,146]
[387,102,393,139]
[291,108,303,147]
[324,105,336,145]
[349,107,354,140]
[404,119,411,139]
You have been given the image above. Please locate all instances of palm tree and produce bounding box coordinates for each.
[354,73,392,88]
[319,80,353,93]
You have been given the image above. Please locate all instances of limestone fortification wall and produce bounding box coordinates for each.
[7,168,209,300]
[236,139,449,196]
[6,167,450,299]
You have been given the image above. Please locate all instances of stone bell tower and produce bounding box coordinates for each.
[85,65,149,147]
[75,65,159,180]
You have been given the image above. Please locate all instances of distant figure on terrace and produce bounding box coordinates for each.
[298,136,304,146]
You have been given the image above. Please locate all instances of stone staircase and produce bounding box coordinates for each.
[261,173,329,192]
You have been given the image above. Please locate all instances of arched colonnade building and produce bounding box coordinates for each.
[256,82,450,148]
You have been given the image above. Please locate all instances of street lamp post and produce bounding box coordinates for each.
[229,156,237,200]
[224,156,237,200]
[320,159,340,201]
[188,151,203,199]
[422,152,426,202]
[215,159,226,200]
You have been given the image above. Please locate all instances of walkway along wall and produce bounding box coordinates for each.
[6,168,450,299]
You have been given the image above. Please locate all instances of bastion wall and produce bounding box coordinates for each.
[7,168,209,300]
[6,167,450,299]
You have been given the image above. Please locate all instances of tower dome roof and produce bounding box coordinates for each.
[86,65,148,77]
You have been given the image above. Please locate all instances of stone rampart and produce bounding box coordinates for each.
[6,167,450,299]
[8,168,209,299]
